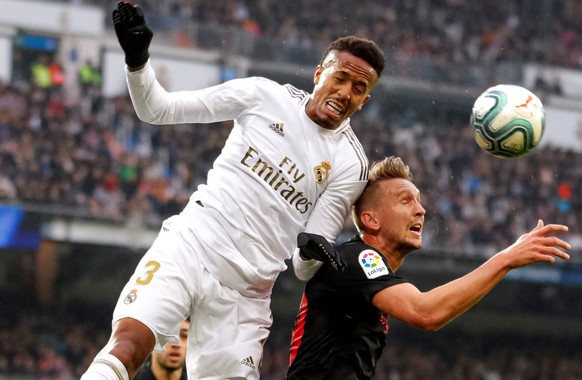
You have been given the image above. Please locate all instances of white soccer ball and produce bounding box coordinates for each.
[471,84,545,158]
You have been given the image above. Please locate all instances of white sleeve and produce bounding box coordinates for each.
[292,249,323,281]
[292,162,367,281]
[125,61,251,125]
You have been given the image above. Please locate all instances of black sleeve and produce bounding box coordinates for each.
[318,240,408,304]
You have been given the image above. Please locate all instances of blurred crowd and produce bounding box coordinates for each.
[354,107,582,259]
[0,308,581,379]
[52,0,582,77]
[33,0,582,88]
[2,55,582,259]
[2,0,582,378]
[179,0,582,70]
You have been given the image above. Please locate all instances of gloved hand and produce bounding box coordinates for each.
[112,1,153,68]
[297,232,347,272]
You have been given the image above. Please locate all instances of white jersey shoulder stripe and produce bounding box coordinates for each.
[284,84,309,101]
[342,127,369,181]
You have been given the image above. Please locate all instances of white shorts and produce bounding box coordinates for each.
[112,225,273,380]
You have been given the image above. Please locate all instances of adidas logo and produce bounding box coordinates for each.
[268,123,285,137]
[240,356,255,370]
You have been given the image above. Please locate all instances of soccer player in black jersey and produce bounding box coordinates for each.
[287,156,571,379]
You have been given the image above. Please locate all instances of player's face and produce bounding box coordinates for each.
[376,178,425,252]
[306,50,379,130]
[152,320,189,371]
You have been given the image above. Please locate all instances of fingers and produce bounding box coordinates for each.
[134,4,145,21]
[554,248,570,261]
[113,2,143,28]
[533,222,568,236]
[546,235,572,251]
[296,233,346,271]
[539,223,571,261]
[539,247,570,263]
[508,221,572,267]
[297,232,310,249]
[535,234,571,264]
[112,9,120,26]
[546,238,571,260]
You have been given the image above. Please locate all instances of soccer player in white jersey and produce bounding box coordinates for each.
[81,2,386,380]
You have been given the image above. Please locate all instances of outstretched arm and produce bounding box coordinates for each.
[113,2,251,126]
[374,220,571,331]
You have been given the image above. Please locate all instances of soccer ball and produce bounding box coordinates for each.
[471,84,545,158]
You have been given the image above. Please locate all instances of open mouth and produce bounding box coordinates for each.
[409,223,422,235]
[325,100,343,116]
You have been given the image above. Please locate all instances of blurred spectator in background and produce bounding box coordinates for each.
[30,55,52,90]
[78,60,102,92]
[134,319,189,380]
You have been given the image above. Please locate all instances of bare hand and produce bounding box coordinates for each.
[501,219,571,268]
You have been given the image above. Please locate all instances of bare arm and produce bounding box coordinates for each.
[373,220,571,331]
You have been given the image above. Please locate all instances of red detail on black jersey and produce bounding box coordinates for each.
[379,313,390,334]
[289,292,309,365]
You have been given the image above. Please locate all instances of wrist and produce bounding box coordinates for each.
[125,52,149,71]
[127,62,147,72]
[491,250,513,271]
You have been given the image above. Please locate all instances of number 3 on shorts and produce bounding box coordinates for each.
[136,260,161,285]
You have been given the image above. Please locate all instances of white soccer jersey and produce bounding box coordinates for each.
[126,62,368,295]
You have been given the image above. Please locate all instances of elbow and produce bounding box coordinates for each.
[409,314,447,332]
[419,322,443,332]
[130,97,173,125]
[134,109,160,125]
[386,294,458,332]
[415,320,441,332]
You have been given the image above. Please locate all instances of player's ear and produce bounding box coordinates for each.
[358,94,372,110]
[313,65,323,85]
[360,210,379,232]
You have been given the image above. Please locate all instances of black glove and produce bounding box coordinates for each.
[112,1,153,68]
[297,232,347,272]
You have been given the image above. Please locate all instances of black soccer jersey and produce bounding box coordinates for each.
[287,236,408,380]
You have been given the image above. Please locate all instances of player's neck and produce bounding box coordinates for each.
[362,235,403,272]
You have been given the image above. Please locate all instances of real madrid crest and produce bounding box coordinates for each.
[124,289,138,304]
[314,162,331,184]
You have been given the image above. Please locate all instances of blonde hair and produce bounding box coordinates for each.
[351,156,413,234]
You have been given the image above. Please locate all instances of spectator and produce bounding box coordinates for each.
[134,320,189,380]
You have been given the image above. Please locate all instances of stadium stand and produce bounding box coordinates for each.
[1,0,582,378]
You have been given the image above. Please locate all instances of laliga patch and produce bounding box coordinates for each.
[358,250,388,279]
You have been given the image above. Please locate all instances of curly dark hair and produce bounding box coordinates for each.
[319,35,385,77]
